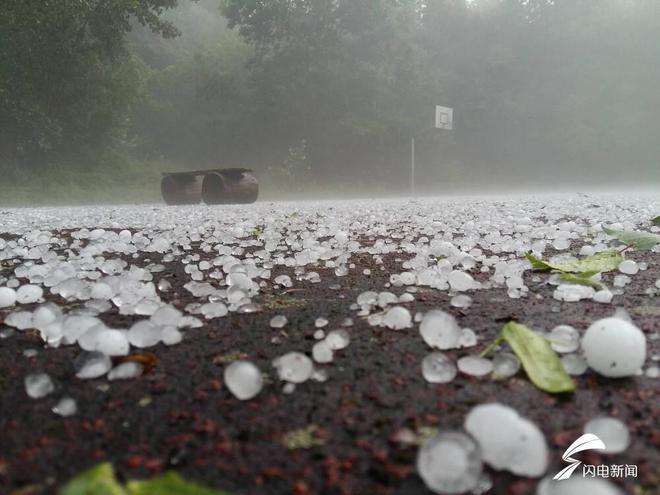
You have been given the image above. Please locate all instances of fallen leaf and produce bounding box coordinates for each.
[482,322,575,394]
[602,226,660,251]
[526,251,622,274]
[60,463,127,495]
[127,472,230,495]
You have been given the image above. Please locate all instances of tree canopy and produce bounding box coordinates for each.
[1,0,659,199]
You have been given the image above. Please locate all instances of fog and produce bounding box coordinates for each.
[1,0,659,204]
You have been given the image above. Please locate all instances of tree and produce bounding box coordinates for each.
[0,0,182,172]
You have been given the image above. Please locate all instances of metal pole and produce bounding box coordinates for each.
[411,137,415,196]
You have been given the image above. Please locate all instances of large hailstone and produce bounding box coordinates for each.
[224,361,263,400]
[464,403,548,477]
[420,310,462,350]
[416,431,483,494]
[581,317,646,377]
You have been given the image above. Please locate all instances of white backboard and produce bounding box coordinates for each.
[435,105,453,130]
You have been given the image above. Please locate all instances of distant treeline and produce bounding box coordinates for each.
[1,0,659,200]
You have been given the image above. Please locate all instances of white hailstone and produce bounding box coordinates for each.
[75,351,112,379]
[579,245,596,256]
[224,361,263,400]
[458,328,477,348]
[32,304,61,329]
[90,282,113,300]
[270,315,288,329]
[177,316,203,329]
[382,306,412,330]
[325,329,350,350]
[16,284,43,304]
[150,305,182,326]
[334,265,349,276]
[273,352,313,383]
[618,259,638,275]
[134,299,160,316]
[274,274,292,287]
[157,279,172,291]
[536,476,623,495]
[52,397,77,417]
[582,317,646,377]
[656,279,660,289]
[161,326,183,345]
[457,356,493,377]
[25,373,55,399]
[312,340,334,363]
[448,270,475,292]
[313,329,325,340]
[311,368,329,382]
[200,302,228,319]
[464,403,548,477]
[62,315,101,345]
[612,275,630,287]
[282,382,296,394]
[491,352,521,380]
[420,310,462,350]
[94,329,130,356]
[416,431,483,494]
[584,417,630,454]
[108,362,144,381]
[421,352,457,384]
[378,291,399,307]
[553,284,595,302]
[357,291,378,306]
[315,317,329,328]
[237,303,261,314]
[0,287,17,308]
[399,272,416,285]
[399,293,415,303]
[547,325,580,353]
[561,354,589,376]
[5,311,34,330]
[128,320,162,348]
[450,294,472,309]
[593,289,613,304]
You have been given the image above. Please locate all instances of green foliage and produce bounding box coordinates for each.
[602,226,660,251]
[127,473,230,495]
[526,251,623,274]
[60,463,127,495]
[0,0,181,172]
[61,463,230,495]
[3,0,660,203]
[652,215,660,226]
[482,322,576,394]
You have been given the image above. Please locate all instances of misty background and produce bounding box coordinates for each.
[1,0,659,204]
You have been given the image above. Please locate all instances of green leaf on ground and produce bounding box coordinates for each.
[561,271,605,289]
[526,251,622,274]
[652,215,660,226]
[602,226,660,251]
[483,322,575,394]
[61,465,230,495]
[60,463,127,495]
[127,473,229,495]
